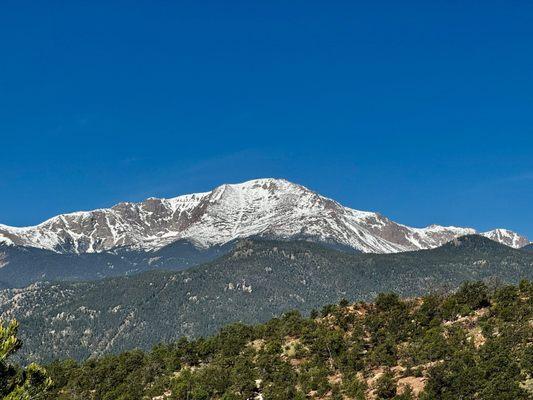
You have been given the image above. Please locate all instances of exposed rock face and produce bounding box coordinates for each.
[0,178,528,253]
[481,228,529,249]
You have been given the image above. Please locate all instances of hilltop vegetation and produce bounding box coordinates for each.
[0,320,50,399]
[38,280,533,399]
[1,236,533,363]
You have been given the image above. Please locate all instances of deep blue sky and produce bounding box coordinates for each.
[1,1,532,238]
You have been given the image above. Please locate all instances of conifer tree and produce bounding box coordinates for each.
[0,320,51,399]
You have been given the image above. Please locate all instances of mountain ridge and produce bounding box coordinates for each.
[0,178,529,254]
[0,239,232,288]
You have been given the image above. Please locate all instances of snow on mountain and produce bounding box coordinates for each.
[0,178,529,254]
[480,228,530,249]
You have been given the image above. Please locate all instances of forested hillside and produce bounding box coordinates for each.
[2,235,532,363]
[0,239,231,288]
[522,243,533,253]
[41,280,533,399]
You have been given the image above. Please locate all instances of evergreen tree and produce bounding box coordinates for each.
[0,319,51,399]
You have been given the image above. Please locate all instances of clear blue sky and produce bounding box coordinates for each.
[1,1,532,238]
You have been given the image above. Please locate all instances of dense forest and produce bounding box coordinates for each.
[2,280,532,399]
[2,236,532,363]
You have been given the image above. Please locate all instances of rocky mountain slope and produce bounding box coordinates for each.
[0,179,529,254]
[2,235,532,363]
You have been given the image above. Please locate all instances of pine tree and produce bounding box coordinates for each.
[0,320,51,399]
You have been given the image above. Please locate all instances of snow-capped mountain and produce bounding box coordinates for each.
[0,178,529,253]
[480,228,528,249]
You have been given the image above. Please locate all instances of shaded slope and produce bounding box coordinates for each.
[0,240,231,288]
[522,243,533,253]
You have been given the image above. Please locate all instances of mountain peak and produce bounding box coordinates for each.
[481,228,529,248]
[215,178,307,194]
[0,178,528,254]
